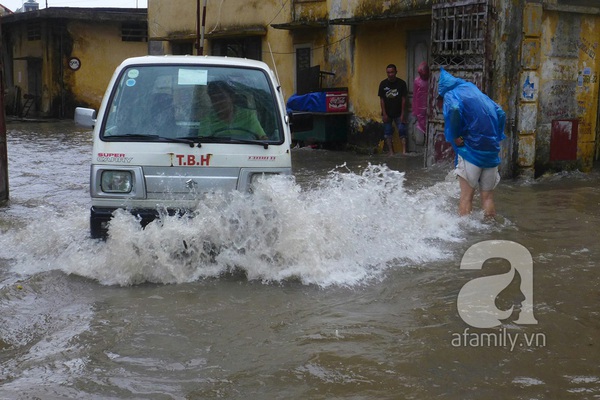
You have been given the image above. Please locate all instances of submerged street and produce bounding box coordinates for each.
[0,120,599,399]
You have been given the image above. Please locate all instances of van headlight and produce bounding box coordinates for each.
[101,170,132,193]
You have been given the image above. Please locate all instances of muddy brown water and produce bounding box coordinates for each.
[0,121,598,399]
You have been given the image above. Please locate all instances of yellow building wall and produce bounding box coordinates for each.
[265,30,295,101]
[350,18,428,152]
[147,0,430,144]
[292,0,328,21]
[286,26,327,90]
[328,0,431,18]
[574,16,599,170]
[148,1,196,40]
[538,11,599,172]
[150,1,292,39]
[148,0,296,101]
[12,59,28,96]
[7,18,147,115]
[67,21,148,110]
[352,23,410,121]
[9,24,43,101]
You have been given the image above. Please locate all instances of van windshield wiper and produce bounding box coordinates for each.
[196,135,269,149]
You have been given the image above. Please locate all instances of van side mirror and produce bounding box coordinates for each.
[75,107,97,128]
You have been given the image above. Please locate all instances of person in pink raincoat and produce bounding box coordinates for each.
[412,61,429,135]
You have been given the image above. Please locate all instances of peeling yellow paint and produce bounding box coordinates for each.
[536,10,600,172]
[68,22,147,110]
[518,134,536,167]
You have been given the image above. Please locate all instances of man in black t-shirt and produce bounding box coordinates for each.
[378,64,408,155]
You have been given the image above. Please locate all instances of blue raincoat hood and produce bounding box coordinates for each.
[438,68,506,168]
[438,68,466,97]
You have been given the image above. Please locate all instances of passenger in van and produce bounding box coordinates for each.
[202,81,268,140]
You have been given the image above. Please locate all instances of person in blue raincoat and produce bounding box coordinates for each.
[436,68,506,217]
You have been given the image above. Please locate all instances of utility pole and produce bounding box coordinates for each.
[0,18,8,201]
[195,0,200,53]
[196,0,207,55]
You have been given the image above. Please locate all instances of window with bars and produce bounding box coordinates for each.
[27,23,41,41]
[211,37,262,61]
[431,0,490,68]
[172,42,193,55]
[296,47,311,72]
[122,22,148,42]
[295,47,311,93]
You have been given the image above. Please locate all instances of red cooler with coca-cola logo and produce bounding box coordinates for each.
[325,89,348,113]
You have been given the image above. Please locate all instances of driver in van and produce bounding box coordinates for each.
[202,81,268,140]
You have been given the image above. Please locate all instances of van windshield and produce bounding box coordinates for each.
[101,64,283,143]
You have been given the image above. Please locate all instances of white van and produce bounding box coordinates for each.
[75,56,292,239]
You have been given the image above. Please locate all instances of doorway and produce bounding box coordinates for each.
[26,58,42,117]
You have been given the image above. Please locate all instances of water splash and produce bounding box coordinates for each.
[1,164,494,287]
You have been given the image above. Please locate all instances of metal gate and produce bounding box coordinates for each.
[425,0,495,167]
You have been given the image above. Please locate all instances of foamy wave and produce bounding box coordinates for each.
[1,164,488,287]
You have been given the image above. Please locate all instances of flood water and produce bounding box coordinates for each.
[0,120,599,399]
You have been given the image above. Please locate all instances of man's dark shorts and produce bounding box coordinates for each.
[383,117,407,138]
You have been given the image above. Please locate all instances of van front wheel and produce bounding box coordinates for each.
[90,218,106,240]
[90,208,111,240]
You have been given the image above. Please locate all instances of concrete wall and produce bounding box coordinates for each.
[491,0,525,179]
[292,0,327,20]
[328,0,431,19]
[515,2,600,176]
[537,9,599,173]
[67,21,148,110]
[5,13,148,117]
[148,0,296,101]
[350,17,430,150]
[149,0,292,40]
